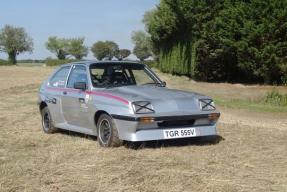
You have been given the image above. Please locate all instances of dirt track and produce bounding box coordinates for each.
[0,66,287,192]
[158,70,287,131]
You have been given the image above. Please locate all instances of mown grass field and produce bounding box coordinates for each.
[0,66,287,192]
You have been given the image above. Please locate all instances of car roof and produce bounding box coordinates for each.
[61,60,146,67]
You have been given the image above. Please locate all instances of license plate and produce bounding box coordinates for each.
[163,128,197,139]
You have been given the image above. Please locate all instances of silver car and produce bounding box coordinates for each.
[38,61,220,147]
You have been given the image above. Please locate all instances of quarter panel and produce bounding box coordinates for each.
[42,88,65,125]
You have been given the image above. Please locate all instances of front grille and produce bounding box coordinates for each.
[157,119,195,128]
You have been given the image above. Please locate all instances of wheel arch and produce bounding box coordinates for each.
[94,110,110,126]
[94,110,123,147]
[39,101,48,112]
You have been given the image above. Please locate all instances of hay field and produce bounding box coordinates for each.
[0,66,286,192]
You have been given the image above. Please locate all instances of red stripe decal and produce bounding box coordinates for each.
[46,87,129,105]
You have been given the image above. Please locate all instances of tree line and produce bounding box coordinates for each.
[0,25,152,64]
[143,0,287,85]
[2,0,287,86]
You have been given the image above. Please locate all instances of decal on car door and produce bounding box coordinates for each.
[79,94,89,112]
[45,96,57,104]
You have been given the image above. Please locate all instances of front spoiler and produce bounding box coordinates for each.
[112,115,218,142]
[126,125,218,141]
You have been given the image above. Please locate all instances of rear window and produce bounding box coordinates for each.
[49,66,70,88]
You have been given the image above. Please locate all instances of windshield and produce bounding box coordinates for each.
[90,63,160,88]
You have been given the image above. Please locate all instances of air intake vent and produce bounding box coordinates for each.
[132,101,154,114]
[199,99,215,111]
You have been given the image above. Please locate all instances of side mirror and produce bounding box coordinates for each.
[74,82,87,90]
[161,81,166,87]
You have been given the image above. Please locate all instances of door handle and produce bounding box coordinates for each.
[79,98,85,103]
[63,91,67,95]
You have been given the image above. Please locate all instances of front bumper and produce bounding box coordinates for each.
[112,114,219,142]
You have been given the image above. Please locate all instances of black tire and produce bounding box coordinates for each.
[97,114,123,147]
[41,106,57,133]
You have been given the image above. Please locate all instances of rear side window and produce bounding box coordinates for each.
[67,65,88,88]
[49,66,70,88]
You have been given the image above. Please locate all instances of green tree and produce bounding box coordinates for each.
[144,0,287,84]
[106,41,119,60]
[133,45,151,61]
[67,38,88,59]
[91,41,109,60]
[115,49,131,60]
[45,37,69,60]
[0,25,33,64]
[131,30,152,61]
[91,41,119,60]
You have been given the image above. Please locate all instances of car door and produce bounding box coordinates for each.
[61,64,91,129]
[45,66,71,126]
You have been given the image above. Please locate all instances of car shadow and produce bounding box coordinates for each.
[57,129,97,141]
[124,135,225,150]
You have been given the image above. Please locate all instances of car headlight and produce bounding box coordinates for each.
[199,99,216,111]
[132,101,155,114]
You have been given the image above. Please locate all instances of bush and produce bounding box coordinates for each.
[0,59,12,66]
[264,90,287,106]
[45,59,79,66]
[18,59,45,63]
[142,60,158,68]
[281,75,287,86]
[145,0,287,85]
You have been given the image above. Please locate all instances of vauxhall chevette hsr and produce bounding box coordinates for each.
[38,61,220,147]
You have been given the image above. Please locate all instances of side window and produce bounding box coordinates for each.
[49,66,70,88]
[91,68,105,78]
[67,65,88,88]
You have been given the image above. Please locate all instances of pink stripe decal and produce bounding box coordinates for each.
[86,91,129,105]
[46,87,129,105]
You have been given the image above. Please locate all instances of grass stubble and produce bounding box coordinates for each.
[0,66,286,192]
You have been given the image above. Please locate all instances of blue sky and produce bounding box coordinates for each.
[0,0,158,60]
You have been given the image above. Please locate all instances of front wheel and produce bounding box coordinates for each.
[97,114,123,147]
[41,106,57,133]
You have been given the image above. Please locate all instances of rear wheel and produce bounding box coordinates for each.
[97,114,123,147]
[41,106,57,133]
